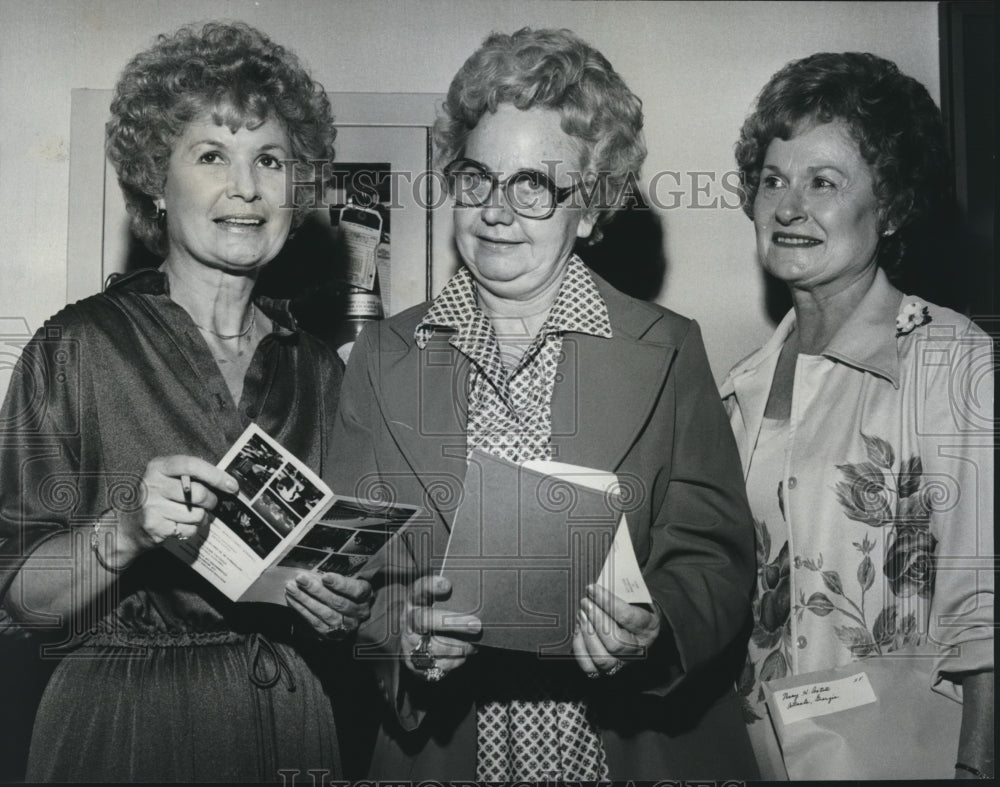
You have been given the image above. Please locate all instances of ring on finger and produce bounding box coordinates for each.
[320,622,351,641]
[604,659,625,677]
[423,665,445,682]
[172,522,190,542]
[411,634,436,671]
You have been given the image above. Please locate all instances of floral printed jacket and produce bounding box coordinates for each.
[719,269,993,703]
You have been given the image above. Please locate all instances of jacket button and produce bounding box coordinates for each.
[245,407,258,419]
[788,476,798,490]
[797,635,807,649]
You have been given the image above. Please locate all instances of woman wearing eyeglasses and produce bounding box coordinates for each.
[323,28,758,780]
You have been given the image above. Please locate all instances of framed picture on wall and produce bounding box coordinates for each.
[66,91,458,345]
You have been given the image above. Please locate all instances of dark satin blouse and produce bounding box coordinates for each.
[0,268,342,645]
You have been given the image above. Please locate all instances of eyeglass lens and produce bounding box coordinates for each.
[446,160,563,218]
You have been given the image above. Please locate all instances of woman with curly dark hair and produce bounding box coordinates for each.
[0,21,371,781]
[720,52,993,779]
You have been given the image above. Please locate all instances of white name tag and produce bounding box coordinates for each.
[773,671,878,724]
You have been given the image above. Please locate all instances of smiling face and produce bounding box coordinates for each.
[753,119,884,296]
[453,104,596,304]
[156,113,292,275]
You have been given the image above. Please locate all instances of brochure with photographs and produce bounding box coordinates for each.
[165,424,422,604]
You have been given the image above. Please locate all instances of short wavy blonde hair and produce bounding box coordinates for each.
[434,27,646,244]
[106,21,336,256]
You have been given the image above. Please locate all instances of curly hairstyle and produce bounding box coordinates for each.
[734,52,950,271]
[434,27,646,244]
[106,21,336,256]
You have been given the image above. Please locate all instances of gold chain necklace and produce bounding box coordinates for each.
[193,307,255,340]
[195,309,256,363]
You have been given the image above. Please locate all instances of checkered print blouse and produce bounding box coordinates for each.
[415,255,612,463]
[414,255,614,780]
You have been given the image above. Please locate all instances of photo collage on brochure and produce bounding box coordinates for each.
[217,430,417,576]
[279,499,417,578]
[217,433,326,559]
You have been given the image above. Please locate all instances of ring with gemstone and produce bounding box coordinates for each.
[605,660,625,677]
[172,522,189,541]
[411,634,436,671]
[321,622,351,640]
[423,666,445,682]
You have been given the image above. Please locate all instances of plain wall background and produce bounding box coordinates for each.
[0,0,940,394]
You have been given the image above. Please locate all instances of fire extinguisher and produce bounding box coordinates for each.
[334,199,386,363]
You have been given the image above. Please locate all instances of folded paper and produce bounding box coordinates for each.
[166,424,423,603]
[440,449,648,654]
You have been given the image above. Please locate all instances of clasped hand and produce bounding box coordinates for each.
[285,571,373,639]
[573,584,661,678]
[401,576,481,681]
[399,577,660,682]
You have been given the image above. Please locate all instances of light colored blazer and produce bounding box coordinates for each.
[329,272,758,780]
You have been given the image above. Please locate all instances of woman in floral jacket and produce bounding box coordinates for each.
[721,52,993,780]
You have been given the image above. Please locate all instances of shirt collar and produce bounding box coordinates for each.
[541,255,613,338]
[823,267,903,387]
[414,267,480,349]
[414,255,612,349]
[722,267,905,395]
[106,267,299,337]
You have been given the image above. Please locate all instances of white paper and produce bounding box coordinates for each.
[596,514,651,603]
[520,459,652,604]
[772,671,878,725]
[763,654,962,779]
[166,424,423,604]
[165,424,334,601]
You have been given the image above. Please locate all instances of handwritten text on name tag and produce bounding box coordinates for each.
[775,672,878,724]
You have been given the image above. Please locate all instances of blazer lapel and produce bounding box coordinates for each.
[374,326,470,530]
[372,283,675,508]
[550,297,674,473]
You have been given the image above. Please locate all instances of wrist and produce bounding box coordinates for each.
[91,514,139,572]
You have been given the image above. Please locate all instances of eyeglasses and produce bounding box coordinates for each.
[443,158,580,219]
